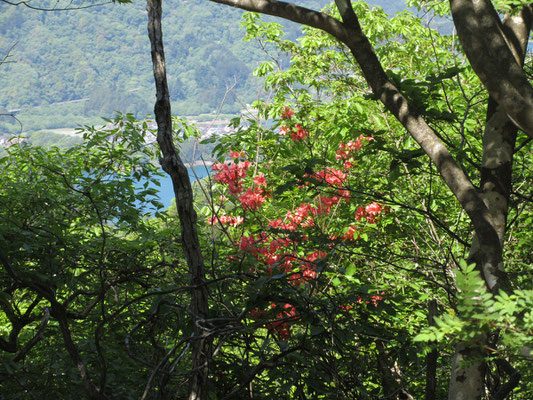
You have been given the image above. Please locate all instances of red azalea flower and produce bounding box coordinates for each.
[228,150,245,159]
[239,187,267,210]
[253,173,267,187]
[290,124,309,141]
[365,202,382,215]
[281,107,294,119]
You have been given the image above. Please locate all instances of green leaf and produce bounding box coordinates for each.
[332,277,342,287]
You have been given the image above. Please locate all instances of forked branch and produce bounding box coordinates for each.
[210,0,503,272]
[449,0,533,137]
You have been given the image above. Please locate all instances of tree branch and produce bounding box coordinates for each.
[210,0,503,279]
[211,0,349,39]
[12,307,50,362]
[449,0,533,137]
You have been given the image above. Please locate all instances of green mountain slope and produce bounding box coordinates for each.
[0,0,409,134]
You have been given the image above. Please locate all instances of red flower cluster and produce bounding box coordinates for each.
[266,303,297,340]
[311,167,347,187]
[342,202,387,241]
[239,187,268,210]
[289,124,309,142]
[238,234,289,269]
[238,234,261,253]
[212,152,268,211]
[317,195,344,214]
[278,108,309,141]
[253,173,267,187]
[212,159,251,195]
[210,132,390,342]
[336,135,374,169]
[269,203,318,231]
[237,232,325,290]
[281,107,295,120]
[290,250,325,286]
[280,124,309,141]
[303,168,349,213]
[356,293,384,307]
[286,203,317,226]
[342,224,360,241]
[358,201,386,224]
[306,168,348,198]
[249,302,298,340]
[208,214,244,227]
[228,150,246,159]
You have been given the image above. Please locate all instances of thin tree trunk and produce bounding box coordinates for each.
[146,1,210,399]
[376,340,414,399]
[54,304,105,400]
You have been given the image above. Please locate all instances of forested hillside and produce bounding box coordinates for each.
[0,0,412,135]
[0,0,335,134]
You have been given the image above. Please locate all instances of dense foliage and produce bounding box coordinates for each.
[0,116,185,398]
[196,7,532,397]
[0,1,531,399]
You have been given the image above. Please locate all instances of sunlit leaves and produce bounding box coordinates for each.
[415,260,533,357]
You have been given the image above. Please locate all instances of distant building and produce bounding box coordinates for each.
[0,136,26,147]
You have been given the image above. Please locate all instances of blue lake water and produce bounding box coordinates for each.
[153,165,211,209]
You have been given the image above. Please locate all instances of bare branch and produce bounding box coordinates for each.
[0,41,18,67]
[0,0,111,11]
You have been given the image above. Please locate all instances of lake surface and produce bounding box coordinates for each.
[154,165,211,208]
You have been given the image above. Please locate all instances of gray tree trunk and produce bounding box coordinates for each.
[146,1,210,399]
[448,7,531,399]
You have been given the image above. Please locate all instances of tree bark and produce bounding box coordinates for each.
[449,0,533,137]
[448,6,531,399]
[146,1,210,399]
